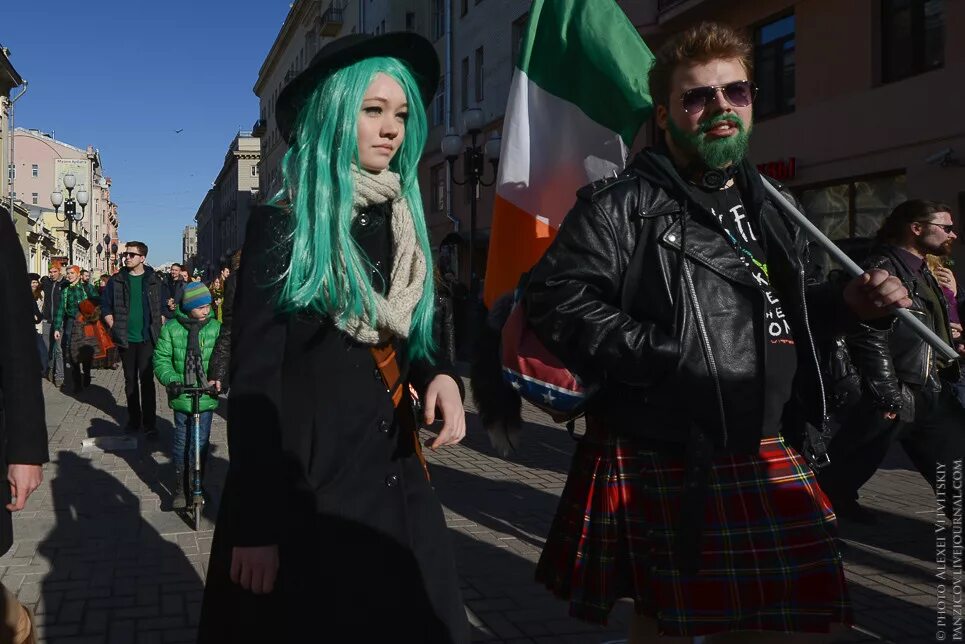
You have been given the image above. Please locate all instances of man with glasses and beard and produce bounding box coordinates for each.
[819,200,965,524]
[101,242,166,438]
[521,22,911,642]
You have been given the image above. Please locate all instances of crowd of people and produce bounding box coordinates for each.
[1,22,964,644]
[27,246,234,506]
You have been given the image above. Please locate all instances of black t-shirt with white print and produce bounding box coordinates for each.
[691,184,798,439]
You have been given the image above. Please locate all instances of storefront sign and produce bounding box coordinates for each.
[757,157,796,181]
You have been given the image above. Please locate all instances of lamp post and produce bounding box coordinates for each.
[50,173,88,266]
[440,108,501,299]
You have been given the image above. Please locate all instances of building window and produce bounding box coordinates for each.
[405,11,415,31]
[431,0,445,41]
[754,13,795,119]
[798,173,907,274]
[461,0,468,17]
[431,164,447,213]
[251,165,259,177]
[881,0,944,83]
[7,165,13,180]
[512,12,529,67]
[31,164,38,177]
[31,193,38,205]
[475,47,485,102]
[461,57,469,110]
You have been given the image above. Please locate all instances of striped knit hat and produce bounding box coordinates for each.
[180,282,213,313]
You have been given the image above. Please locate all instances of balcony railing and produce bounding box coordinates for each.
[320,1,345,37]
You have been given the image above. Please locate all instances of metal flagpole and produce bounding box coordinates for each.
[761,180,960,363]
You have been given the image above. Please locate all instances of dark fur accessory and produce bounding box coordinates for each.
[469,294,522,457]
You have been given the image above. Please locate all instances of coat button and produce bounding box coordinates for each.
[385,473,399,488]
[378,419,390,433]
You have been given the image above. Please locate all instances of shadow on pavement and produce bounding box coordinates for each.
[429,461,629,641]
[838,507,934,566]
[36,451,204,639]
[85,416,229,531]
[445,410,579,478]
[74,383,126,427]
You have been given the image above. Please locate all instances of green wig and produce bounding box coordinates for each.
[272,56,436,362]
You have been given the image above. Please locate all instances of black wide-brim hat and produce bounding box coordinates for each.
[276,32,440,144]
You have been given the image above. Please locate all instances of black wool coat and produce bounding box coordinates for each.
[199,204,469,643]
[0,208,50,556]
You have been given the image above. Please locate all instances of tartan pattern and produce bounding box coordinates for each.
[535,433,853,636]
[54,283,90,330]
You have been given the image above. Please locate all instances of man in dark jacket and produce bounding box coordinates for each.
[165,263,186,313]
[819,200,965,523]
[521,23,910,639]
[101,241,166,437]
[39,264,66,385]
[0,206,51,641]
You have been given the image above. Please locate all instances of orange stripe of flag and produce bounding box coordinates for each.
[483,194,557,308]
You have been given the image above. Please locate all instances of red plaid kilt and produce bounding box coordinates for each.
[535,431,852,636]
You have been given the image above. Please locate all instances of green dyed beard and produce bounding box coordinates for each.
[667,113,751,169]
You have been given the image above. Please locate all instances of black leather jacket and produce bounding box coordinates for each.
[523,150,858,457]
[847,245,960,416]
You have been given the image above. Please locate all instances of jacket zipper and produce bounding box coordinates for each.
[798,268,828,428]
[682,256,728,443]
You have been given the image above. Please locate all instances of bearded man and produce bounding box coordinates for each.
[819,200,965,525]
[521,22,911,642]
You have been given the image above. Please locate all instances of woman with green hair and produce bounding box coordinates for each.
[199,34,469,643]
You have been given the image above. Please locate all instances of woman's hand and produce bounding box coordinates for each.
[230,545,279,594]
[934,266,958,293]
[423,374,466,450]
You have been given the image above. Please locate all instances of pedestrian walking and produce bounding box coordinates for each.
[208,277,223,322]
[515,22,909,642]
[101,242,166,437]
[68,299,116,387]
[53,266,91,394]
[0,205,51,643]
[208,250,240,391]
[199,32,468,643]
[39,264,65,386]
[928,253,965,407]
[152,282,221,509]
[28,274,48,377]
[820,200,965,523]
[166,263,186,313]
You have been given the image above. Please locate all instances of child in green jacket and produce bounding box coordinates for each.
[153,282,222,509]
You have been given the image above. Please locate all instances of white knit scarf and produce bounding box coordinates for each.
[338,165,426,344]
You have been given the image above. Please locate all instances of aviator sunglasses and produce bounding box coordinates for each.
[680,80,758,114]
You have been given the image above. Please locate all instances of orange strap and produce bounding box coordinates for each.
[370,344,429,481]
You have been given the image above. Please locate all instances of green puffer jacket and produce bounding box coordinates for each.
[152,309,222,413]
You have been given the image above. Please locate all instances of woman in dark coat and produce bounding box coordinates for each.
[199,33,469,643]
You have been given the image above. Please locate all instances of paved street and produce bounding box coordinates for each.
[0,367,941,643]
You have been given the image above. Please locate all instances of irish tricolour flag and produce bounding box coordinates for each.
[483,0,654,307]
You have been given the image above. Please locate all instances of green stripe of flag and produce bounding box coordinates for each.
[517,0,654,146]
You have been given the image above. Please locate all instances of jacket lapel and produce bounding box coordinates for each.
[659,213,759,289]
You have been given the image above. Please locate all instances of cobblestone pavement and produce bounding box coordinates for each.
[0,366,942,643]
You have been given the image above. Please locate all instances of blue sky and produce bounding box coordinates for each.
[4,0,291,264]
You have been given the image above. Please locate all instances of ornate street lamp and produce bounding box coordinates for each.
[50,174,86,265]
[440,107,501,298]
